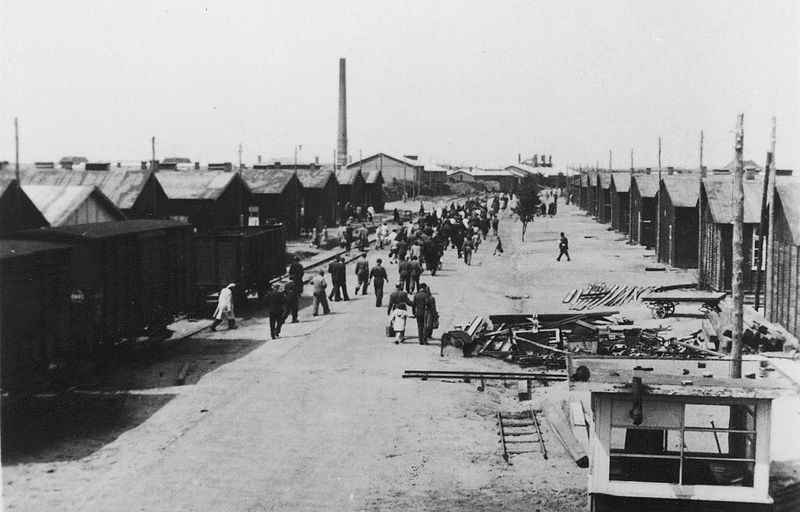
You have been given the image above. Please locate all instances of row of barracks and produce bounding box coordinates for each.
[570,165,800,341]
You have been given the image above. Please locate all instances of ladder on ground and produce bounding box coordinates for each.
[497,408,547,462]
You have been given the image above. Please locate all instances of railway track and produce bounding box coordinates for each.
[497,408,547,462]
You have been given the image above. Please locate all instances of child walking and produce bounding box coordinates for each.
[391,303,409,344]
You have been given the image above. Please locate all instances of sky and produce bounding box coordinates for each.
[1,0,798,170]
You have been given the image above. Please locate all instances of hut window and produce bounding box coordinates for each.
[170,215,189,223]
[608,399,756,487]
[248,207,260,226]
[751,233,766,270]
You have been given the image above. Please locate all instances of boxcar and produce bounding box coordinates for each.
[194,224,286,300]
[0,239,74,393]
[10,220,195,356]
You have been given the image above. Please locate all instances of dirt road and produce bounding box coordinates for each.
[3,203,695,511]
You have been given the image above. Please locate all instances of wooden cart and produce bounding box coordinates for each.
[639,291,727,319]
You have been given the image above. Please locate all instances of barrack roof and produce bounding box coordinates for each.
[296,169,335,189]
[703,176,763,224]
[155,171,241,200]
[661,175,699,208]
[241,169,296,194]
[633,174,659,197]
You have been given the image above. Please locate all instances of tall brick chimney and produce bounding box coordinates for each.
[337,58,348,169]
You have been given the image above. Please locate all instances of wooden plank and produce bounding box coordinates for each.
[544,404,589,468]
[569,401,590,450]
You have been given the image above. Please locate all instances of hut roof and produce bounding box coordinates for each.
[155,171,241,200]
[505,163,538,176]
[22,185,125,226]
[776,176,800,243]
[661,176,699,207]
[8,169,158,210]
[598,173,612,189]
[241,169,296,194]
[0,239,73,260]
[633,174,659,198]
[588,173,598,187]
[335,168,362,186]
[296,169,334,189]
[16,219,189,240]
[703,176,763,224]
[580,173,589,187]
[365,170,383,184]
[610,173,630,193]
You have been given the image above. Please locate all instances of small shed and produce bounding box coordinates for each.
[335,168,366,209]
[597,173,613,223]
[767,176,800,340]
[609,173,631,233]
[364,170,385,212]
[242,169,302,238]
[584,369,791,512]
[657,176,699,268]
[23,185,125,227]
[630,174,659,247]
[0,179,49,234]
[699,176,763,293]
[296,169,338,231]
[155,171,252,231]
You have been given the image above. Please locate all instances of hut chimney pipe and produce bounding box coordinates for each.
[337,58,348,169]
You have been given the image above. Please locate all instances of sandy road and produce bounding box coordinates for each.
[3,203,695,511]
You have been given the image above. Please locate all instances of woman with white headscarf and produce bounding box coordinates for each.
[210,283,237,331]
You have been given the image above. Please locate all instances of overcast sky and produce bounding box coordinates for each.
[2,0,798,170]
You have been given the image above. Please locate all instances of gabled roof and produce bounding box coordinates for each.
[588,173,598,187]
[8,169,159,210]
[720,159,763,171]
[598,173,612,189]
[155,171,242,200]
[348,153,423,170]
[22,185,125,226]
[365,170,383,184]
[296,169,335,189]
[505,163,538,176]
[776,176,800,243]
[335,168,363,186]
[610,173,630,193]
[241,169,296,194]
[661,176,699,208]
[703,176,763,224]
[633,174,659,198]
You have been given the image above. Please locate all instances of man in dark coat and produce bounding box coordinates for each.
[264,283,287,339]
[357,223,370,252]
[288,256,304,295]
[412,284,431,345]
[557,232,571,261]
[387,282,412,315]
[283,280,300,323]
[354,253,370,295]
[409,256,423,293]
[398,256,412,293]
[369,258,388,307]
[328,257,349,301]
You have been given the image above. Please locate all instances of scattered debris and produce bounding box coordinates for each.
[562,284,652,310]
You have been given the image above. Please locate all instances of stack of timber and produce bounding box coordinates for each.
[562,283,653,310]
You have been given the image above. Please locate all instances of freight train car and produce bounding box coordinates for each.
[0,240,73,394]
[194,224,286,301]
[9,220,195,358]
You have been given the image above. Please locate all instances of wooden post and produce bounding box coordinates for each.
[628,150,634,244]
[656,137,662,262]
[765,117,777,319]
[151,136,156,171]
[698,130,704,288]
[730,114,745,379]
[239,143,243,171]
[754,151,772,311]
[14,117,20,183]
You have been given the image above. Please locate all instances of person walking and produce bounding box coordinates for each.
[409,256,423,293]
[398,256,412,293]
[311,269,330,316]
[369,258,388,307]
[357,223,370,252]
[354,253,370,295]
[424,285,439,340]
[283,280,300,323]
[210,283,237,331]
[493,237,504,256]
[288,256,304,295]
[390,303,409,344]
[328,257,349,301]
[557,232,571,261]
[412,283,431,345]
[264,283,287,339]
[462,237,474,266]
[491,216,499,237]
[387,282,412,315]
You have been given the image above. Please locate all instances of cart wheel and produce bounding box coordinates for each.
[664,302,675,317]
[653,302,667,319]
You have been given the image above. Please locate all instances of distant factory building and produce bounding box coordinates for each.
[348,153,446,185]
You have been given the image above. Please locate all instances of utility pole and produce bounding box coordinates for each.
[14,117,20,183]
[629,149,634,244]
[151,136,156,171]
[698,130,704,288]
[754,151,772,311]
[239,143,243,171]
[730,114,745,379]
[656,137,662,262]
[765,118,777,319]
[608,149,612,171]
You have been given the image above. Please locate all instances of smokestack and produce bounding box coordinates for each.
[337,58,348,169]
[533,154,538,167]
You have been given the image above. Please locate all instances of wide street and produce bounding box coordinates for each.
[3,202,696,512]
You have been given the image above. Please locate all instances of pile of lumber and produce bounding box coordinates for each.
[562,284,653,310]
